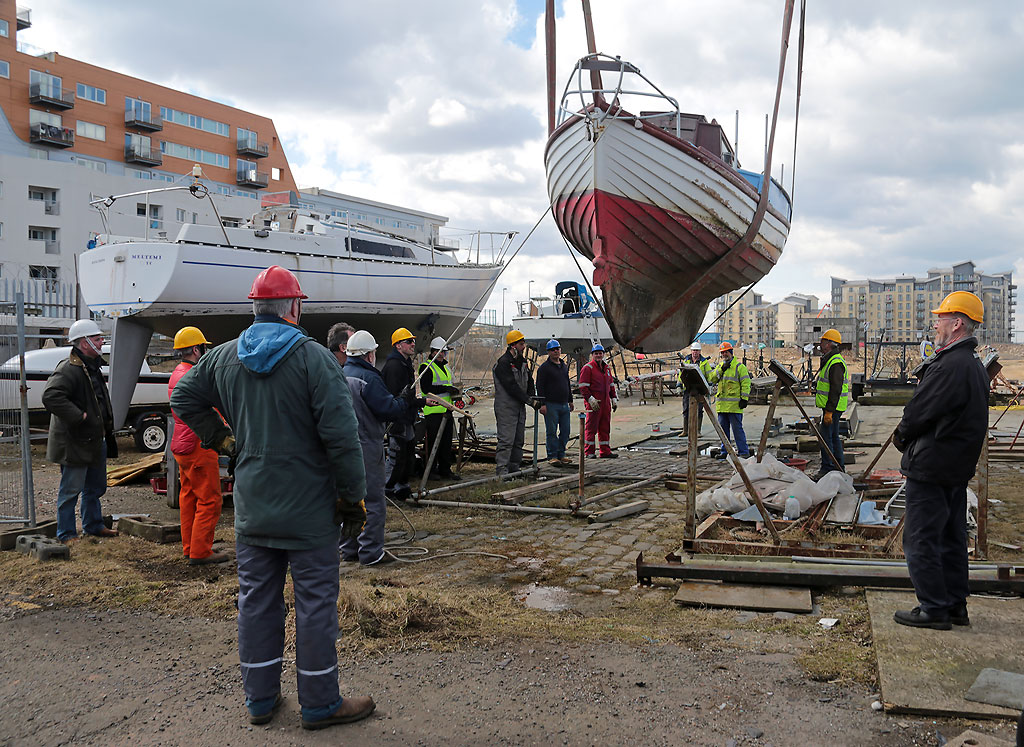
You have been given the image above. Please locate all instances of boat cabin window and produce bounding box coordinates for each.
[347,237,415,259]
[558,286,580,314]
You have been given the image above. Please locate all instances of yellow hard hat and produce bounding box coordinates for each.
[821,328,842,344]
[173,326,211,349]
[391,327,414,346]
[506,330,525,345]
[931,291,984,323]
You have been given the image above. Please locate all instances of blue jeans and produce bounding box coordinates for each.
[56,441,107,541]
[718,412,749,457]
[543,402,571,460]
[819,415,845,472]
[237,541,344,721]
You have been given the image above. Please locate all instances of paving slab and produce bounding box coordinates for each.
[965,668,1024,710]
[673,581,812,613]
[866,590,1024,719]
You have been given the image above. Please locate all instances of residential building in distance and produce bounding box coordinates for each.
[714,290,819,347]
[0,2,450,339]
[831,260,1015,344]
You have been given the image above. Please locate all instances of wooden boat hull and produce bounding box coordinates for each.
[545,113,790,352]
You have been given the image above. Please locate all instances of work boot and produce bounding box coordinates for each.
[363,551,396,567]
[558,458,575,467]
[248,693,283,725]
[893,607,952,630]
[301,695,376,730]
[392,486,412,502]
[950,603,970,626]
[188,551,230,566]
[88,528,119,538]
[600,452,619,459]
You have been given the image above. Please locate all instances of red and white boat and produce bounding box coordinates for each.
[543,3,797,353]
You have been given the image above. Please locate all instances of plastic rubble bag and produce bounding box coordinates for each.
[786,474,830,511]
[966,487,978,529]
[696,486,750,518]
[760,451,803,481]
[816,470,855,497]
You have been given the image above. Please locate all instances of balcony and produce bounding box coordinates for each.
[29,123,74,147]
[237,168,269,188]
[237,137,269,158]
[29,82,74,109]
[124,144,163,166]
[124,110,163,131]
[17,6,32,30]
[44,240,60,255]
[41,200,59,215]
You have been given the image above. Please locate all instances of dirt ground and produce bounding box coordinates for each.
[2,404,1023,745]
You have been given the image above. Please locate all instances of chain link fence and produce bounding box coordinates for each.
[0,294,37,526]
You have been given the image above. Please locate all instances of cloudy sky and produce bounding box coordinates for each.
[24,0,1024,334]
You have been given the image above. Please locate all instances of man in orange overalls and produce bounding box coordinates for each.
[169,326,229,565]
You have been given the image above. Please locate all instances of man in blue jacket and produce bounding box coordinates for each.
[342,330,422,565]
[170,266,375,730]
[892,292,989,631]
[535,339,574,465]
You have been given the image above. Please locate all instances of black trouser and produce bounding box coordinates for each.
[902,477,969,617]
[424,412,454,475]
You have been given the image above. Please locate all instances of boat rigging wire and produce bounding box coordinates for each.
[791,0,807,203]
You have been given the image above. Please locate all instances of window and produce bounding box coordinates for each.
[271,167,281,181]
[125,96,152,121]
[176,208,186,222]
[29,265,60,291]
[30,109,62,127]
[238,127,257,144]
[0,222,3,239]
[222,217,241,228]
[30,70,62,97]
[76,83,106,104]
[126,168,152,180]
[76,120,106,141]
[160,140,229,168]
[216,185,231,196]
[77,158,106,173]
[237,190,257,199]
[0,19,8,37]
[191,212,198,224]
[0,60,9,79]
[160,106,229,136]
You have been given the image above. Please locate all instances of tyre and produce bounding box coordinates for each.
[134,413,167,453]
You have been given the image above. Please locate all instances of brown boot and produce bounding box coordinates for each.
[188,551,230,566]
[301,695,375,730]
[88,528,119,538]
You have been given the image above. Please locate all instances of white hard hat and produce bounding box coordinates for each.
[346,330,378,356]
[689,341,702,350]
[68,319,103,342]
[429,336,451,350]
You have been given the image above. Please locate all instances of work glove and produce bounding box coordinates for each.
[892,429,907,453]
[416,397,427,408]
[588,396,600,411]
[334,499,366,540]
[446,386,461,396]
[105,431,119,459]
[612,399,618,412]
[215,434,236,457]
[739,399,748,409]
[822,410,833,426]
[530,399,543,411]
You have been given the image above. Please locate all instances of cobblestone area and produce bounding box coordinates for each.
[344,451,738,592]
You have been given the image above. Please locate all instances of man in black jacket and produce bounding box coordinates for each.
[382,327,418,501]
[492,330,537,476]
[42,319,120,543]
[892,292,989,630]
[535,339,573,465]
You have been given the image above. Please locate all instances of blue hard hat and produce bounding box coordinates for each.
[546,339,561,350]
[592,343,605,352]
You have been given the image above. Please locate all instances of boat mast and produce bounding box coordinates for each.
[581,0,605,104]
[545,0,557,135]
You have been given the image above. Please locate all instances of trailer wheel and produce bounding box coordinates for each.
[134,414,167,453]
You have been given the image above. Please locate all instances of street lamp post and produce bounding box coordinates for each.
[502,287,508,328]
[528,280,533,307]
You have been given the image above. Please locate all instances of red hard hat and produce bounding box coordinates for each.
[248,265,308,299]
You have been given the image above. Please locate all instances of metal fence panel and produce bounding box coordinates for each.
[0,294,36,525]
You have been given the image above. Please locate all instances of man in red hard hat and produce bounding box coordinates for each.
[171,265,375,729]
[891,291,989,631]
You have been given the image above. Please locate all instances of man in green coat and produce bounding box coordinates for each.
[170,265,375,731]
[708,341,752,458]
[42,319,120,543]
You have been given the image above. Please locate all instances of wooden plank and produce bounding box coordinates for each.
[491,473,594,504]
[673,581,812,613]
[587,500,649,523]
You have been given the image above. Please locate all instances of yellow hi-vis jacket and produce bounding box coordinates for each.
[815,352,849,412]
[421,359,452,416]
[708,358,751,414]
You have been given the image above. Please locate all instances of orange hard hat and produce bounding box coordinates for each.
[931,291,984,323]
[248,265,307,300]
[719,341,733,352]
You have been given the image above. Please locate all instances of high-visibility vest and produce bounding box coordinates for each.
[422,359,452,416]
[815,352,849,412]
[709,359,751,414]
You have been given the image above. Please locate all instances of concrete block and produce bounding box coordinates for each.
[15,534,70,561]
[117,517,182,544]
[0,520,57,551]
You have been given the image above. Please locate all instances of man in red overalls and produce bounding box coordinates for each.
[578,343,618,458]
[169,326,229,565]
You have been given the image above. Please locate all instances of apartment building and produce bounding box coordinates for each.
[714,290,819,346]
[831,261,1015,344]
